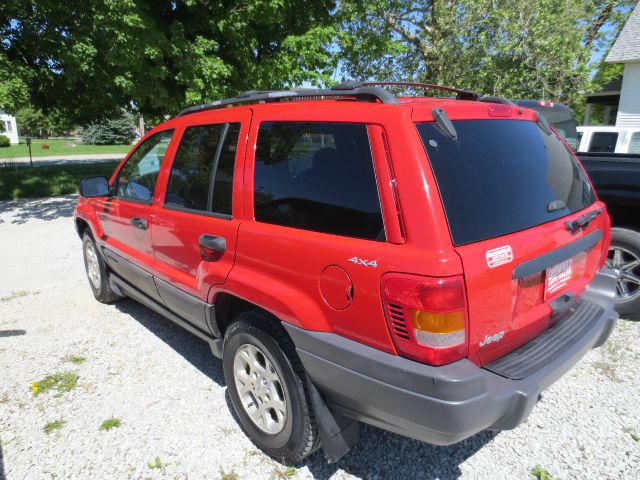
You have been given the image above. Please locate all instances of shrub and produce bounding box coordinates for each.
[0,135,10,147]
[79,112,136,145]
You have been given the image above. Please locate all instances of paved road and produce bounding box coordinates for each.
[0,153,126,167]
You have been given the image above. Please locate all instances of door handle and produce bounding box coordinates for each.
[199,234,226,261]
[131,217,148,230]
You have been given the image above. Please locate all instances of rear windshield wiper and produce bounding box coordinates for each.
[565,208,602,233]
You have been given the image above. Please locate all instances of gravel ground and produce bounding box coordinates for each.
[0,195,638,480]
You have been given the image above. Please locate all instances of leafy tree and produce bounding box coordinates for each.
[336,0,634,110]
[0,0,336,124]
[16,106,50,137]
[78,112,136,145]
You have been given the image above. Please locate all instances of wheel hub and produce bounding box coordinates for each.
[233,343,287,435]
[606,246,640,300]
[84,241,101,290]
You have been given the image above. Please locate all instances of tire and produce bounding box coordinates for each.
[82,232,122,304]
[223,311,319,463]
[606,227,640,320]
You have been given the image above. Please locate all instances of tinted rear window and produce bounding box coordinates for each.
[254,122,384,240]
[417,120,596,245]
[589,132,618,153]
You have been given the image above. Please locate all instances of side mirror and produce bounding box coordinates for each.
[79,176,110,198]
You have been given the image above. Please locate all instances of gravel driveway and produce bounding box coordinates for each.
[0,195,638,480]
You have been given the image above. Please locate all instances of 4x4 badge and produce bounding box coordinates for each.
[348,257,378,268]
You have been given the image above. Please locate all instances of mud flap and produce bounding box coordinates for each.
[306,374,360,463]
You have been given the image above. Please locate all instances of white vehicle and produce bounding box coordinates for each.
[577,126,640,154]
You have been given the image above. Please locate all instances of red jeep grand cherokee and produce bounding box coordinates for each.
[74,82,618,463]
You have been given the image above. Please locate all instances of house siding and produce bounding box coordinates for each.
[616,62,640,128]
[0,113,19,144]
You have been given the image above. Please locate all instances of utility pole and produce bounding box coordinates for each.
[25,136,33,167]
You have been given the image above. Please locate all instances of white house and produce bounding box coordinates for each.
[0,110,19,144]
[606,3,640,128]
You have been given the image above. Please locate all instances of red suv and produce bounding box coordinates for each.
[75,82,618,463]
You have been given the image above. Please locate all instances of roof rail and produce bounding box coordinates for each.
[333,81,480,101]
[176,86,399,117]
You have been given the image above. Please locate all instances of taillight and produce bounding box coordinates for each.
[381,273,468,366]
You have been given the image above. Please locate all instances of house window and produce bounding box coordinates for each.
[4,120,11,133]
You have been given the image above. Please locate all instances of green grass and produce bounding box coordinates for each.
[147,456,163,469]
[272,466,296,479]
[31,372,79,397]
[0,138,130,158]
[64,355,86,365]
[0,290,30,302]
[43,419,65,434]
[0,161,118,200]
[531,465,558,480]
[219,467,239,480]
[99,417,122,431]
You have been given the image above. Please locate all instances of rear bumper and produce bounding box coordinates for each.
[284,268,618,446]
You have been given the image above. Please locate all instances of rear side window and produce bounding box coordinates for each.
[588,132,618,152]
[253,122,384,240]
[211,123,241,216]
[165,123,240,215]
[629,132,640,154]
[417,120,596,245]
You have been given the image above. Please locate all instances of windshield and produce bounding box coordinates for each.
[417,120,596,245]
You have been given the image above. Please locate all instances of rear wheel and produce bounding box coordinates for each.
[606,227,640,320]
[222,311,318,463]
[82,232,122,304]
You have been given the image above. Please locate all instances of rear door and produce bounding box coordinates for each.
[101,129,175,300]
[150,110,249,330]
[417,119,607,365]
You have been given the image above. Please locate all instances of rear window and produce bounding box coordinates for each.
[417,120,596,246]
[588,132,618,153]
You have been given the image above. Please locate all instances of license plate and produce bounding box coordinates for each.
[545,259,573,299]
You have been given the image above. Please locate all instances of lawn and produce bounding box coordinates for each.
[0,161,119,200]
[0,138,131,158]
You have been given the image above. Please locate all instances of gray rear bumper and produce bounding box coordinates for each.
[284,268,618,446]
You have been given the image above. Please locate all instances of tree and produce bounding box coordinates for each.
[16,106,50,137]
[78,112,136,145]
[0,0,336,124]
[336,0,634,110]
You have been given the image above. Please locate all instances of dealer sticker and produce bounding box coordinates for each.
[486,245,513,268]
[545,259,573,297]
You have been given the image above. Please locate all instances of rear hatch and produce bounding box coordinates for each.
[417,118,607,366]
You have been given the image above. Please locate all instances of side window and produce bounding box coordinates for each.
[253,122,384,241]
[588,132,618,153]
[116,130,173,202]
[211,123,241,215]
[629,132,640,154]
[165,122,241,215]
[165,124,224,211]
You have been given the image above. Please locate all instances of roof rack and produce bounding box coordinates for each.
[176,81,481,117]
[176,86,399,117]
[334,81,480,101]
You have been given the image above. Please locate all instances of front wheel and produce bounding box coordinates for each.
[222,311,319,463]
[606,227,640,320]
[82,232,122,304]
